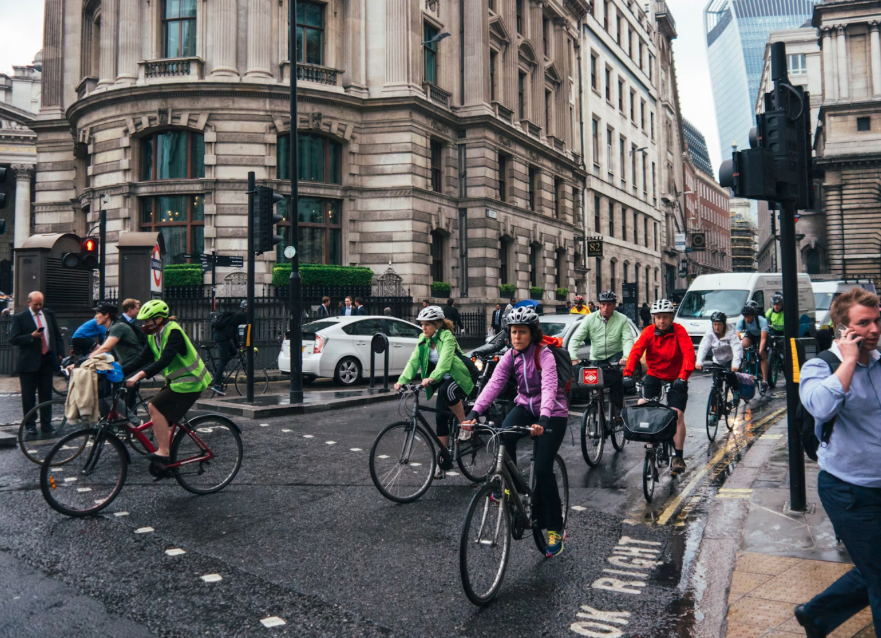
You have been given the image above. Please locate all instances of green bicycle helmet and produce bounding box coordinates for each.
[137,299,170,321]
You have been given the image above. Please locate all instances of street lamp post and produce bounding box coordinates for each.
[288,0,303,404]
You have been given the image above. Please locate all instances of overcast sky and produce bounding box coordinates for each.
[0,0,723,172]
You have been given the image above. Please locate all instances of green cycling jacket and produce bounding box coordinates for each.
[766,308,785,331]
[567,311,635,362]
[398,328,474,399]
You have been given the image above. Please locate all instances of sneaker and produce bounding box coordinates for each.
[210,385,226,396]
[546,530,565,558]
[793,605,826,638]
[434,467,445,480]
[670,456,687,475]
[761,381,769,393]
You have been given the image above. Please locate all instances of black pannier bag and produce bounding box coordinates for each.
[621,401,678,443]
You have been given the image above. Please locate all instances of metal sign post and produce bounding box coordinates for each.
[246,172,256,403]
[289,0,304,405]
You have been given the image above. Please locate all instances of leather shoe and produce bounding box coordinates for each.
[794,605,826,638]
[24,424,38,436]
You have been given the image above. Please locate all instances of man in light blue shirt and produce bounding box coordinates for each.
[736,303,770,392]
[796,288,881,637]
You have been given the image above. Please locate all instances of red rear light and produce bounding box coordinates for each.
[314,334,325,354]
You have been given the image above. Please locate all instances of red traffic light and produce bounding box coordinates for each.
[82,237,98,253]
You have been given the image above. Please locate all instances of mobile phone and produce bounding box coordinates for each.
[37,327,45,333]
[837,323,862,345]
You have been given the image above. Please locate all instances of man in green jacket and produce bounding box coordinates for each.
[766,293,785,335]
[567,290,635,412]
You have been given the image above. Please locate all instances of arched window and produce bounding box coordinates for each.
[140,195,205,265]
[430,231,445,283]
[277,133,341,184]
[140,130,204,180]
[162,0,197,59]
[277,197,342,265]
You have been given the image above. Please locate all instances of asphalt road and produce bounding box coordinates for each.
[0,373,787,637]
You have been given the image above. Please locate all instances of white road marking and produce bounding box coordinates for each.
[350,448,362,452]
[446,471,459,476]
[571,505,587,512]
[378,454,389,459]
[411,463,422,466]
[281,429,292,433]
[303,435,314,439]
[165,548,186,556]
[76,488,92,493]
[134,527,154,534]
[201,574,222,583]
[259,423,269,427]
[114,511,129,517]
[326,441,336,445]
[570,605,631,637]
[63,477,77,483]
[260,617,286,628]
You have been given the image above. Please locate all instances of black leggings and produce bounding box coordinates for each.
[434,377,466,437]
[501,405,567,533]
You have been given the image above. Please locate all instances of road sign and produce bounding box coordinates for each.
[214,255,244,268]
[691,232,706,251]
[587,238,603,258]
[150,243,163,293]
[685,247,693,253]
[675,233,686,252]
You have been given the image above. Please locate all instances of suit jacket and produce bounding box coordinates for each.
[317,304,330,318]
[491,309,502,329]
[355,305,367,315]
[10,308,64,373]
[445,305,463,329]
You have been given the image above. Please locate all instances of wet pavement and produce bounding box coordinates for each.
[0,372,792,637]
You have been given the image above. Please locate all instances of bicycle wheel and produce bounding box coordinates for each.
[532,454,569,554]
[18,399,81,465]
[580,403,604,467]
[724,384,738,431]
[40,429,127,517]
[706,389,719,442]
[643,451,656,503]
[456,428,498,483]
[609,401,626,452]
[459,481,512,606]
[369,421,435,503]
[171,417,243,494]
[234,362,270,396]
[52,371,69,397]
[767,352,779,388]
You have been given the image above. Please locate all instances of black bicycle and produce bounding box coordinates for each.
[578,361,626,467]
[767,333,785,388]
[369,385,498,503]
[200,345,269,396]
[459,424,569,605]
[703,363,739,441]
[741,344,767,399]
[634,380,675,503]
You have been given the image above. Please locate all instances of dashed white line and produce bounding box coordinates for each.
[134,527,154,534]
[350,448,362,452]
[165,548,186,556]
[260,617,286,628]
[259,423,269,427]
[281,429,292,433]
[446,471,460,477]
[200,574,222,583]
[303,435,314,439]
[114,511,129,517]
[571,505,587,512]
[326,441,336,445]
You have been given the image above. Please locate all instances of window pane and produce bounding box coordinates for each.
[141,138,153,180]
[327,199,340,225]
[329,228,341,265]
[299,3,324,27]
[159,226,189,264]
[192,225,204,256]
[299,227,325,264]
[165,0,181,19]
[192,194,204,221]
[277,134,289,180]
[192,133,204,178]
[164,21,180,58]
[180,0,197,18]
[305,29,322,65]
[140,198,154,225]
[424,49,436,84]
[328,141,341,184]
[298,197,324,224]
[157,131,188,179]
[296,26,304,63]
[181,19,196,57]
[298,134,325,182]
[157,195,188,223]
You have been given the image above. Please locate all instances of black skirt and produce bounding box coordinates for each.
[149,386,202,424]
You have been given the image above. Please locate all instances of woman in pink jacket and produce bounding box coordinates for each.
[462,305,569,557]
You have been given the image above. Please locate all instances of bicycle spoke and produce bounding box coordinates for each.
[460,483,511,606]
[370,422,434,503]
[171,419,243,495]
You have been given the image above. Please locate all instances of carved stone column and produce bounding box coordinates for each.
[98,0,119,87]
[504,0,519,114]
[117,0,139,84]
[210,0,240,78]
[41,0,64,113]
[822,27,837,101]
[245,0,272,80]
[11,165,33,249]
[870,21,881,97]
[383,0,410,95]
[463,0,489,107]
[530,0,544,130]
[837,25,849,100]
[554,18,569,147]
[343,0,368,96]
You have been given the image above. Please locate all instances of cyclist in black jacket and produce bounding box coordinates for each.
[211,301,248,395]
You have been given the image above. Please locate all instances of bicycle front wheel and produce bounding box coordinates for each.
[706,390,720,442]
[724,385,738,431]
[460,482,512,606]
[171,417,243,494]
[643,451,656,503]
[580,403,604,467]
[532,454,569,554]
[234,362,270,396]
[18,398,80,465]
[768,353,780,388]
[40,429,127,517]
[609,401,626,451]
[456,428,498,483]
[52,371,69,397]
[369,421,435,503]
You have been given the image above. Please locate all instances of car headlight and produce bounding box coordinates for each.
[474,359,485,372]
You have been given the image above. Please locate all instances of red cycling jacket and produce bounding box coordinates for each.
[624,323,695,382]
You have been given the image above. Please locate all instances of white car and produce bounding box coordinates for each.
[278,315,424,386]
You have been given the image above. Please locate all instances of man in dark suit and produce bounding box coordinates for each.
[445,298,463,332]
[10,291,64,434]
[491,304,503,336]
[317,296,331,318]
[354,297,368,315]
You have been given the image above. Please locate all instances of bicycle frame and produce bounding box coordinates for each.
[484,427,539,522]
[395,385,463,464]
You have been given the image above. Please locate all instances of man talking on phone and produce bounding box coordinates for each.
[796,288,881,637]
[10,291,65,435]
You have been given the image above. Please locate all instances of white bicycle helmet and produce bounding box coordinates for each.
[650,299,675,314]
[417,305,445,322]
[506,306,540,325]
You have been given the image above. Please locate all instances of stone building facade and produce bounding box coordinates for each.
[683,155,731,277]
[730,198,757,271]
[33,0,591,307]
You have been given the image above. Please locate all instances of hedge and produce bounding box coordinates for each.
[556,287,569,297]
[529,286,544,297]
[431,281,451,295]
[272,263,375,288]
[165,264,203,287]
[499,283,516,295]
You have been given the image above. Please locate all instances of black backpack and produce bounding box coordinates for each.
[796,350,841,461]
[534,337,574,394]
[210,311,237,334]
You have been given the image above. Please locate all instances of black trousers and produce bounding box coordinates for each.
[214,335,237,383]
[501,406,567,533]
[589,352,624,410]
[21,353,56,428]
[434,377,466,437]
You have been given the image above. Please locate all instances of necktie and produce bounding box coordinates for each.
[34,313,49,355]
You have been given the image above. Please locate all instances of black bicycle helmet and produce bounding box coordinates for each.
[741,304,757,316]
[598,290,617,303]
[771,294,783,305]
[710,311,727,323]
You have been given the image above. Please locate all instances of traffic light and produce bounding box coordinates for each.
[62,236,100,269]
[254,186,285,253]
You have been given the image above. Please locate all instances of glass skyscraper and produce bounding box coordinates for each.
[704,0,818,159]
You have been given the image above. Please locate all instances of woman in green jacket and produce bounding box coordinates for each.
[395,305,474,479]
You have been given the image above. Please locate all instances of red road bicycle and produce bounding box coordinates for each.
[39,385,243,517]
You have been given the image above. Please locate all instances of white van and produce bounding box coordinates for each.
[674,273,817,350]
[812,279,877,330]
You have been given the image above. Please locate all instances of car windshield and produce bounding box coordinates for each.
[677,289,749,319]
[540,321,569,337]
[814,292,834,311]
[302,320,337,340]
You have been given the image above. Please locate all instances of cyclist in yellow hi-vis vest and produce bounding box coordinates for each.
[122,300,212,464]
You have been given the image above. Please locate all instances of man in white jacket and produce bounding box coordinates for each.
[696,311,743,404]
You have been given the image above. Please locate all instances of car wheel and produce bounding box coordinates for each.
[333,357,362,386]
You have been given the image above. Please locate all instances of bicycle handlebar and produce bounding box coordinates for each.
[462,422,552,435]
[580,360,622,369]
[396,383,424,394]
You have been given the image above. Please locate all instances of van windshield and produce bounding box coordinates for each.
[677,290,749,319]
[814,293,834,311]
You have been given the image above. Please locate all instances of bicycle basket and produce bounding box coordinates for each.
[576,366,605,389]
[621,402,677,443]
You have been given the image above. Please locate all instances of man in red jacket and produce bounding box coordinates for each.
[623,298,696,475]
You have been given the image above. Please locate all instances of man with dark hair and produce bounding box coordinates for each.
[491,303,503,336]
[445,298,463,332]
[354,297,367,315]
[341,296,354,316]
[797,288,881,637]
[422,299,430,308]
[317,296,331,318]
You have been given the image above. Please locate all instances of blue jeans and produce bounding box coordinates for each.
[803,471,881,634]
